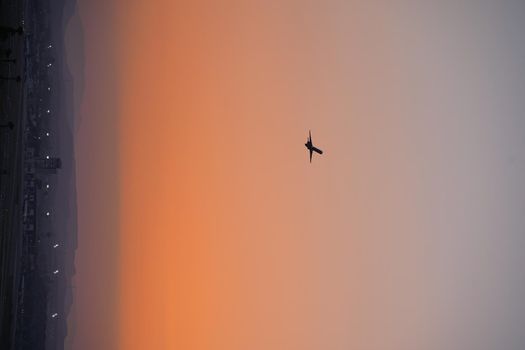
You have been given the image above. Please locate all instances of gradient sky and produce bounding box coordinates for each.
[70,1,525,349]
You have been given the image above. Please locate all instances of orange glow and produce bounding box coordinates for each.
[71,1,525,349]
[116,2,422,349]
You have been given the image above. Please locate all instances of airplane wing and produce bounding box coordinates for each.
[309,148,313,163]
[312,146,323,155]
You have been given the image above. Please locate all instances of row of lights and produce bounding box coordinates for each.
[43,43,62,322]
[51,240,61,321]
[35,42,61,322]
[51,219,60,318]
[46,41,63,321]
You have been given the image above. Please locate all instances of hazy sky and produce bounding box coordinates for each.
[71,1,525,349]
[67,0,119,349]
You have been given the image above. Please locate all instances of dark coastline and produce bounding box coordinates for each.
[0,0,80,349]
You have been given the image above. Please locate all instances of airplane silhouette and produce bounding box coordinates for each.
[305,130,323,163]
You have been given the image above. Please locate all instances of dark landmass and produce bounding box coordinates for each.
[0,0,81,349]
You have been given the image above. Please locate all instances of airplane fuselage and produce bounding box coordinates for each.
[305,142,323,155]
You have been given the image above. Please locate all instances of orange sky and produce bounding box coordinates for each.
[116,2,373,349]
[112,2,436,348]
[72,1,525,349]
